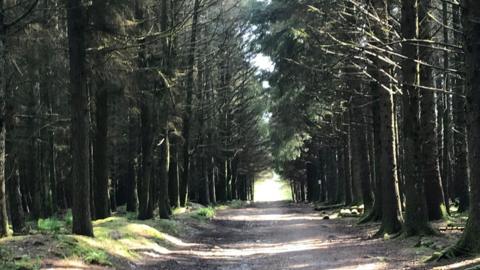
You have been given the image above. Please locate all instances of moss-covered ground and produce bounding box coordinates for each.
[0,202,237,270]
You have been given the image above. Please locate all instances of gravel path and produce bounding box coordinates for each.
[139,202,428,270]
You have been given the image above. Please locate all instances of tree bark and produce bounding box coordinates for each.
[6,80,26,234]
[350,99,373,210]
[67,0,94,236]
[169,144,180,208]
[181,0,200,207]
[91,0,110,219]
[126,109,138,212]
[158,124,170,219]
[93,89,110,219]
[401,0,434,235]
[418,0,447,221]
[452,4,469,213]
[370,0,403,235]
[452,0,480,254]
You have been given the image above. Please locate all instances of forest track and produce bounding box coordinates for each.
[139,202,429,270]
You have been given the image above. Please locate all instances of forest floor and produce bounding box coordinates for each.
[1,201,478,269]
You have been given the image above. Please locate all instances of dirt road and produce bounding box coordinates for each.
[140,202,428,270]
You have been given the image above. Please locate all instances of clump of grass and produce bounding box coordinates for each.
[229,200,245,208]
[59,236,111,266]
[37,218,63,234]
[125,212,137,220]
[192,207,215,220]
[0,247,41,270]
[13,256,41,270]
[154,219,182,236]
[64,210,73,227]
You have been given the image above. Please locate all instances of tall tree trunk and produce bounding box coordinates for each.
[450,0,480,254]
[67,0,94,236]
[93,89,110,219]
[364,67,383,222]
[350,100,373,210]
[5,79,25,234]
[181,0,200,207]
[138,101,153,219]
[91,0,110,220]
[343,141,353,205]
[135,0,154,220]
[210,162,217,204]
[326,149,338,203]
[441,0,452,214]
[401,0,434,235]
[126,109,138,212]
[371,0,403,235]
[0,0,8,238]
[169,144,180,208]
[452,4,469,213]
[419,0,447,221]
[158,123,170,219]
[306,161,318,202]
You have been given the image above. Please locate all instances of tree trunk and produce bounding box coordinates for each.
[370,0,403,235]
[210,158,217,204]
[363,65,383,222]
[418,0,447,221]
[350,100,373,210]
[452,0,480,254]
[452,4,469,213]
[306,161,317,202]
[441,0,453,215]
[158,125,170,219]
[135,0,154,220]
[343,142,353,205]
[326,149,338,203]
[67,0,94,236]
[401,0,434,235]
[138,101,154,220]
[91,0,110,217]
[126,109,138,212]
[6,81,26,234]
[169,145,180,208]
[181,0,200,207]
[93,89,110,219]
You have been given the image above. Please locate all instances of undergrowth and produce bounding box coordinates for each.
[192,207,216,220]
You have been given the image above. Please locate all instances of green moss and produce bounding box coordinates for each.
[1,213,188,269]
[58,236,111,266]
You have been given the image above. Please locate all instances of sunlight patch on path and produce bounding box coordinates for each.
[254,171,291,202]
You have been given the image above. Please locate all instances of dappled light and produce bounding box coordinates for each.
[136,202,430,269]
[2,0,480,268]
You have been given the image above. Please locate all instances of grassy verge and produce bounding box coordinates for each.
[0,208,191,270]
[0,199,253,269]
